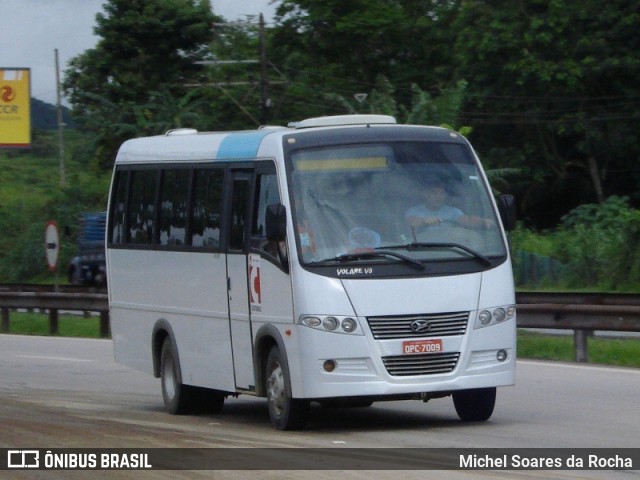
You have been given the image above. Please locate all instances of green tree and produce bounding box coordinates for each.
[270,0,459,122]
[452,0,640,226]
[63,0,216,169]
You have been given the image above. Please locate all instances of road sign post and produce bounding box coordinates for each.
[45,221,60,293]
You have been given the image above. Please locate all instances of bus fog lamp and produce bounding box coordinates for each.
[323,317,338,331]
[341,317,357,333]
[323,360,336,372]
[497,350,508,362]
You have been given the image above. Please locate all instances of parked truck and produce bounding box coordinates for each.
[68,212,106,286]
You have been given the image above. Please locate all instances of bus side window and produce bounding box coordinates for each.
[109,170,128,244]
[251,173,282,261]
[192,168,223,249]
[128,170,158,244]
[159,169,190,246]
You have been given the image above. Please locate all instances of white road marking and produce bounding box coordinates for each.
[17,355,94,363]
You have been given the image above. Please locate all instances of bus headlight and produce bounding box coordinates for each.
[323,316,339,331]
[475,306,516,329]
[341,317,357,333]
[298,315,363,335]
[494,308,506,323]
[478,310,492,326]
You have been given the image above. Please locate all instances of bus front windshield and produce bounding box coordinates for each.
[289,142,507,271]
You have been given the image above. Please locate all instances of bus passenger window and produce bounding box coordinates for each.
[109,170,127,244]
[127,170,158,244]
[159,169,190,246]
[192,169,223,249]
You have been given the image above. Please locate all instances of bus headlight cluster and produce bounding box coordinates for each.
[475,306,516,329]
[298,315,362,335]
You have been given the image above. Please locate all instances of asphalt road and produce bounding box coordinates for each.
[1,334,638,480]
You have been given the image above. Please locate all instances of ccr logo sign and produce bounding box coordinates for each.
[0,85,19,114]
[1,85,17,103]
[8,450,40,469]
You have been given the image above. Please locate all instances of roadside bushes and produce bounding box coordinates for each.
[512,196,640,291]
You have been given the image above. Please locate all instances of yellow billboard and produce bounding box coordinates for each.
[0,68,31,148]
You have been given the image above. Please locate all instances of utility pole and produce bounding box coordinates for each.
[192,15,283,125]
[259,13,270,124]
[54,49,66,188]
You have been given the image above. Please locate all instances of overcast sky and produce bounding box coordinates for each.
[0,0,276,106]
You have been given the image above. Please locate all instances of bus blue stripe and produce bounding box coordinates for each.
[217,131,272,159]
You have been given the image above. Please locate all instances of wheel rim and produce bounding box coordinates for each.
[267,361,285,417]
[163,357,176,401]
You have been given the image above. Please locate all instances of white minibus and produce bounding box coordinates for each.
[106,114,517,430]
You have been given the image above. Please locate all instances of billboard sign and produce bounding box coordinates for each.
[0,68,31,148]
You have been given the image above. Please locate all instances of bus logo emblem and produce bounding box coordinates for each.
[249,254,262,312]
[410,319,432,333]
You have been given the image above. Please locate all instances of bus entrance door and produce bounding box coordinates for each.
[226,171,255,390]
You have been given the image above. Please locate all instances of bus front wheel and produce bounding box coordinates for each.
[452,387,496,422]
[265,347,309,430]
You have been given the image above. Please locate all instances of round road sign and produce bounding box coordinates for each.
[45,220,60,272]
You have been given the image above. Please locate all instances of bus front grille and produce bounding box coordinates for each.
[382,352,460,376]
[367,312,469,340]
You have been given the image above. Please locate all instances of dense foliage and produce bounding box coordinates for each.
[61,0,640,227]
[4,0,639,288]
[513,196,640,291]
[63,0,217,169]
[0,132,110,283]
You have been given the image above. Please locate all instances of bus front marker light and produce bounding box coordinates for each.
[497,350,507,362]
[323,317,338,331]
[341,317,357,333]
[506,306,516,318]
[479,310,492,325]
[323,360,336,372]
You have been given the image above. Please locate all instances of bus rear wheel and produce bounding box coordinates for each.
[265,347,309,430]
[160,339,226,415]
[452,387,496,422]
[160,338,195,414]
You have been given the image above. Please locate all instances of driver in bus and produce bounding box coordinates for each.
[405,178,494,232]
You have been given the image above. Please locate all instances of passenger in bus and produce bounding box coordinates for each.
[405,178,494,233]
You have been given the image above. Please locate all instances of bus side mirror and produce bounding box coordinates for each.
[266,203,287,241]
[497,194,516,231]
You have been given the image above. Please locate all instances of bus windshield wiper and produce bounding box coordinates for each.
[382,242,493,266]
[312,250,425,270]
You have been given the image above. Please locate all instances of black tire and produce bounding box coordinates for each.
[265,347,309,430]
[452,387,496,422]
[160,338,194,415]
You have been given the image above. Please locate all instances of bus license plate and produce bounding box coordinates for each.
[403,339,443,354]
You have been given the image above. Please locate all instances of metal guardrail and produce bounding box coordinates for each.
[0,289,109,338]
[515,292,640,362]
[0,287,638,360]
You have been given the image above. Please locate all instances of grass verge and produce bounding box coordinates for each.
[3,311,104,338]
[517,330,640,368]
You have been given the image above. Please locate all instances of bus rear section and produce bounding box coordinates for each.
[106,115,517,430]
